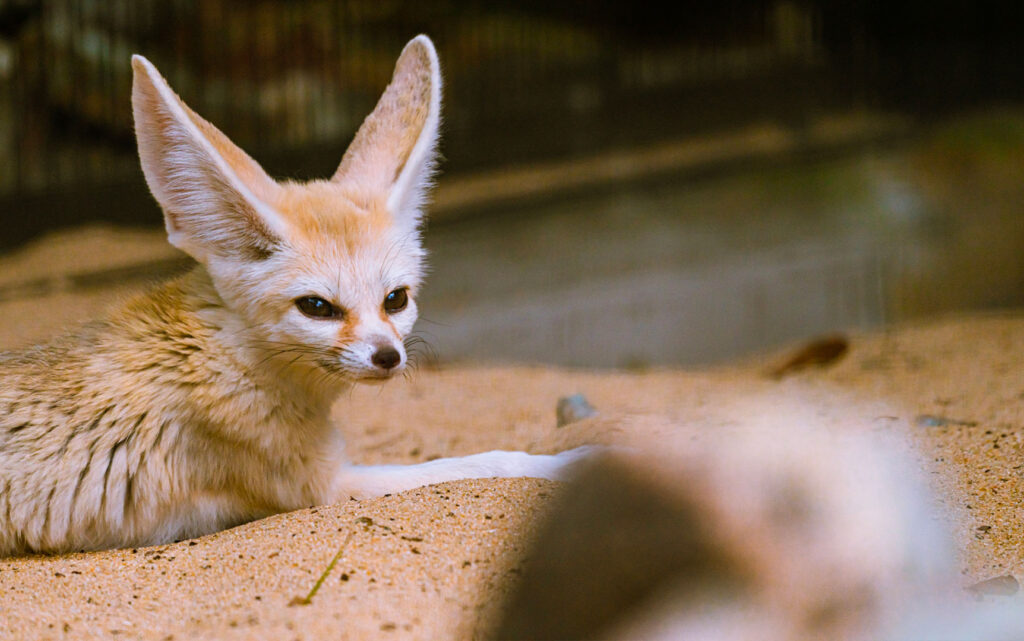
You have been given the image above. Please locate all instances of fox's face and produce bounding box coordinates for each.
[216,182,427,383]
[131,37,440,384]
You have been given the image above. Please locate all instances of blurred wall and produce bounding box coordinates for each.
[1,0,856,242]
[1,1,1022,366]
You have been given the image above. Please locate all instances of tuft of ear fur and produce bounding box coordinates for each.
[332,35,442,230]
[131,55,288,262]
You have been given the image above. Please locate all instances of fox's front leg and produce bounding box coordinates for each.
[333,446,597,500]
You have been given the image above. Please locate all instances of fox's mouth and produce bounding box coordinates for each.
[314,357,402,384]
[356,371,399,384]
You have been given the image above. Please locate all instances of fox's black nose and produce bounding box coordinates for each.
[372,346,401,370]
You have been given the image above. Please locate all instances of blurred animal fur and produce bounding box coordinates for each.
[494,406,1024,641]
[0,35,589,555]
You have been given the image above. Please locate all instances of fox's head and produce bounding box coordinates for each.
[131,36,441,386]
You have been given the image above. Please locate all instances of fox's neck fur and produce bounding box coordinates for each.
[118,266,344,440]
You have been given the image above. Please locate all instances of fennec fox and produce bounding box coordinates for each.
[0,35,589,556]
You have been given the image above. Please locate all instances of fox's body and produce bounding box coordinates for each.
[0,270,341,553]
[0,36,586,555]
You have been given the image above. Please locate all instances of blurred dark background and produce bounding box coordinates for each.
[1,0,1023,366]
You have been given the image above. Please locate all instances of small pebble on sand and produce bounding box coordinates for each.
[556,394,598,427]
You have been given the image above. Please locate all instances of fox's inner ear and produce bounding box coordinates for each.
[332,35,441,230]
[131,55,287,263]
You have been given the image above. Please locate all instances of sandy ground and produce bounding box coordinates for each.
[1,228,1023,638]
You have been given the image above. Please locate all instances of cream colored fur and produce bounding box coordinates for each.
[0,35,590,556]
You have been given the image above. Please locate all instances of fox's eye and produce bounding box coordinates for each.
[296,296,340,319]
[383,288,409,314]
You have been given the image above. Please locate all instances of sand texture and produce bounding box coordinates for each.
[1,229,1023,638]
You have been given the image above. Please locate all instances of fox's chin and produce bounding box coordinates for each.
[355,374,397,386]
[321,365,403,386]
[353,366,403,383]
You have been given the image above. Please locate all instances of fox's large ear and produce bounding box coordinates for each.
[132,55,286,262]
[332,35,441,230]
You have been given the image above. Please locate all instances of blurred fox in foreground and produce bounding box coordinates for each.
[494,404,1024,641]
[0,35,590,555]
